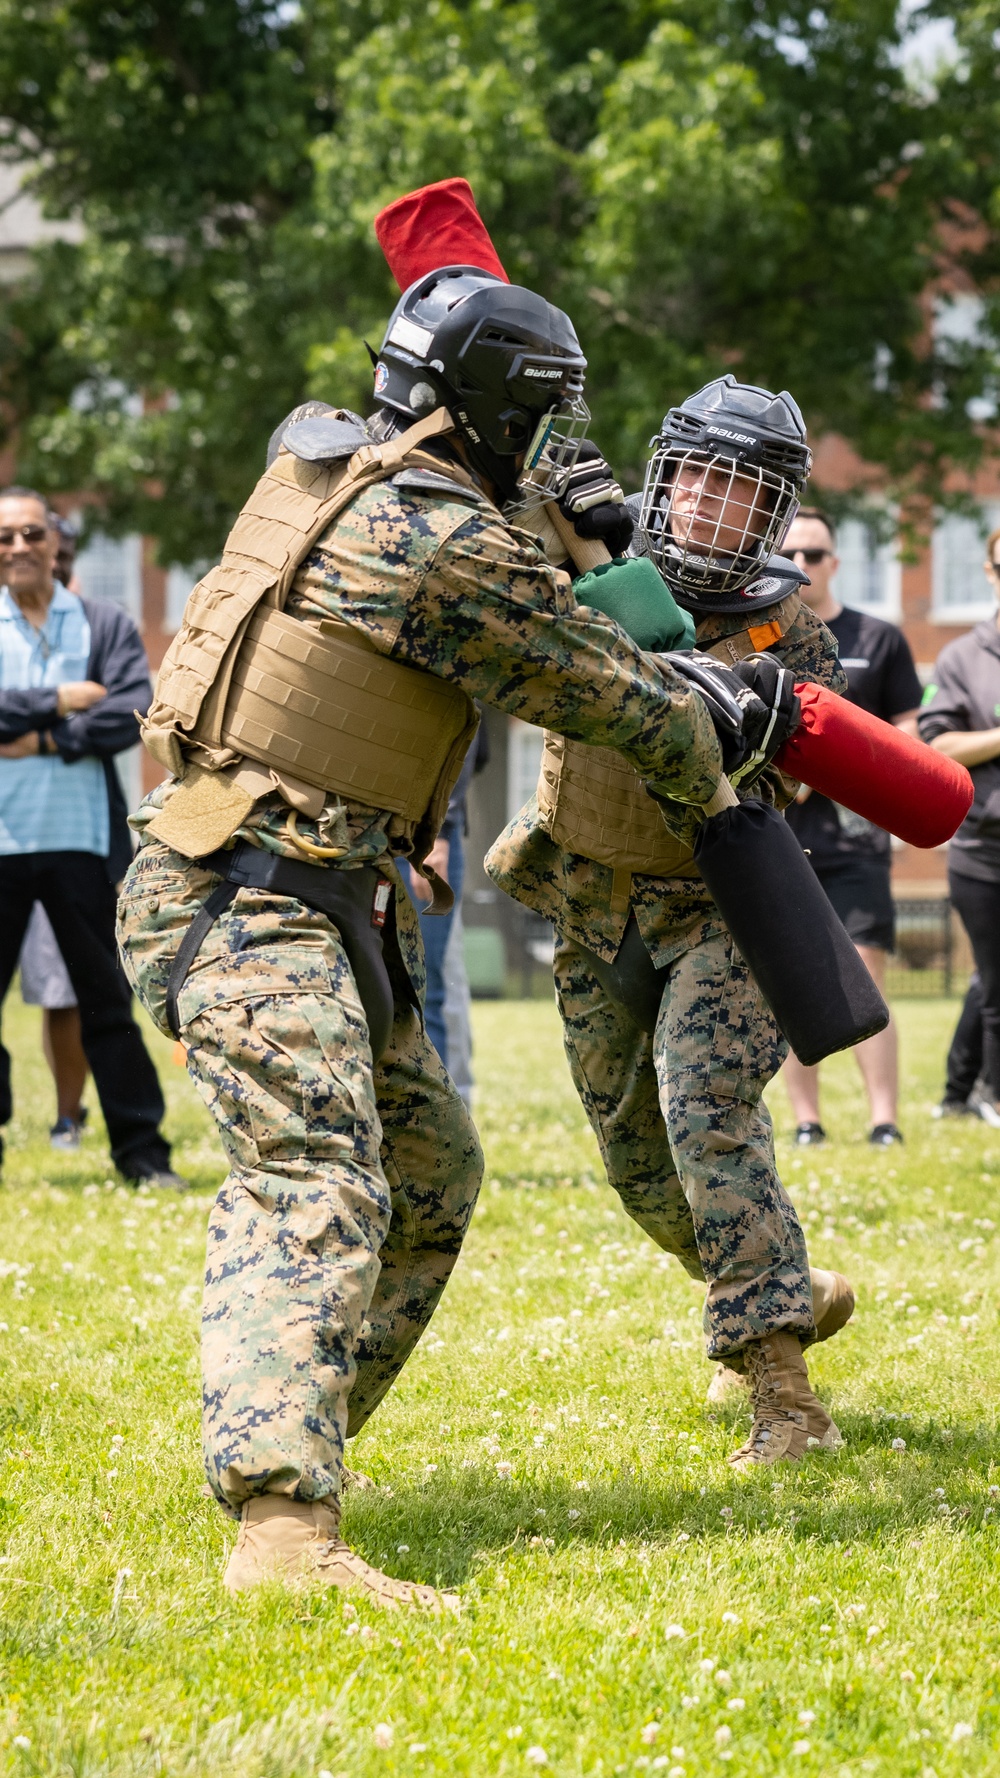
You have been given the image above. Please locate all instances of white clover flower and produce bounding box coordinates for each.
[719,1506,734,1520]
[13,1738,30,1751]
[699,1658,717,1674]
[344,1622,360,1637]
[397,1544,409,1553]
[714,1670,732,1689]
[798,1711,816,1727]
[892,1438,907,1451]
[664,1624,686,1639]
[574,1479,589,1491]
[791,1740,811,1756]
[714,1726,732,1749]
[901,1671,916,1684]
[525,1747,548,1765]
[495,1461,513,1478]
[372,1723,393,1749]
[641,1723,660,1744]
[951,1723,974,1742]
[670,1750,685,1761]
[567,1509,580,1521]
[721,1611,740,1624]
[727,1698,745,1712]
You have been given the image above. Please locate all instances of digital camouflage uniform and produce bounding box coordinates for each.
[119,457,723,1510]
[486,599,846,1360]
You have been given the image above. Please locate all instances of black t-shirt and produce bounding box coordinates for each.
[786,606,923,866]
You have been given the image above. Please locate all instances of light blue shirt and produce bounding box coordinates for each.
[0,584,109,857]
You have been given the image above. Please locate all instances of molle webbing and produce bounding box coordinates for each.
[142,405,459,780]
[537,593,801,909]
[216,607,474,822]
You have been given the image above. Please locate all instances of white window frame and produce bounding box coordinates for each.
[930,503,1000,625]
[829,510,901,619]
[506,717,545,824]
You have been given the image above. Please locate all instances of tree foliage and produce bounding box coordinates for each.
[0,0,995,565]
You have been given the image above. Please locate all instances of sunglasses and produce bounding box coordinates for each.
[791,547,832,565]
[0,524,49,547]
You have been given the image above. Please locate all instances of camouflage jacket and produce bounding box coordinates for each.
[485,599,847,967]
[133,459,722,868]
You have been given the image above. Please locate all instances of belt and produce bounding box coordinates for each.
[164,841,400,1060]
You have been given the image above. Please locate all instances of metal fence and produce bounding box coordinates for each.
[472,896,964,999]
[886,897,957,996]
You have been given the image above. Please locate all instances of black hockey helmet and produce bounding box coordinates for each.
[637,375,812,612]
[374,266,589,507]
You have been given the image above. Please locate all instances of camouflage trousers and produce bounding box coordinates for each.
[117,840,483,1510]
[554,928,812,1359]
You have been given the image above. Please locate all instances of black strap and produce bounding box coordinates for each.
[164,880,239,1039]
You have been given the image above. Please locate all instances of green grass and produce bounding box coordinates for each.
[1,991,999,1776]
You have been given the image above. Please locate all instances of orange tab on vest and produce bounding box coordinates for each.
[746,617,783,652]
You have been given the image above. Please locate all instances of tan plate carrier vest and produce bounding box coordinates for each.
[536,595,801,912]
[142,407,480,864]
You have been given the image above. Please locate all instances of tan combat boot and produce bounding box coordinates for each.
[728,1330,843,1468]
[223,1495,456,1610]
[705,1266,854,1405]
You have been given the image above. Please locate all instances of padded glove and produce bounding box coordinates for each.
[729,652,801,785]
[656,651,754,775]
[557,440,634,557]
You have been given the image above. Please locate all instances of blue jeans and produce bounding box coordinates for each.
[401,826,464,1071]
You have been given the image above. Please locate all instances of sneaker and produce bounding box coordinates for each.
[869,1123,903,1147]
[123,1154,190,1192]
[932,1098,973,1120]
[794,1122,826,1146]
[728,1331,843,1469]
[223,1495,457,1610]
[968,1092,1000,1129]
[50,1115,83,1151]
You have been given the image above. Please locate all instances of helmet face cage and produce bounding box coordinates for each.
[514,389,591,507]
[639,443,800,599]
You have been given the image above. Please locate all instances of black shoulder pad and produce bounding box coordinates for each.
[390,466,486,503]
[282,415,371,463]
[763,552,809,588]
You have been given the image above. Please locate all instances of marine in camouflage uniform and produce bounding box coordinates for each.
[488,375,856,1466]
[118,262,728,1597]
[487,594,844,1354]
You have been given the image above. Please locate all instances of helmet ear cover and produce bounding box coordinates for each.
[375,266,589,506]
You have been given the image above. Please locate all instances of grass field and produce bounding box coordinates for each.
[1,990,999,1777]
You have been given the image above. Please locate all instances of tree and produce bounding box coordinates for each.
[0,0,995,566]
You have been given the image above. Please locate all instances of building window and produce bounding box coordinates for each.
[507,718,545,822]
[73,530,143,621]
[165,563,207,633]
[931,504,1000,623]
[831,516,900,617]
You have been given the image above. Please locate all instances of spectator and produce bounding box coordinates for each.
[920,523,1000,1125]
[0,486,183,1186]
[17,512,91,1148]
[402,720,489,1073]
[20,903,91,1148]
[932,974,999,1123]
[781,507,922,1146]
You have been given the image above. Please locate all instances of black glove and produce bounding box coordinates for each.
[558,440,634,557]
[729,652,801,785]
[656,651,753,776]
